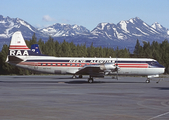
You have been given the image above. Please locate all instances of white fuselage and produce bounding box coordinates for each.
[13,56,165,77]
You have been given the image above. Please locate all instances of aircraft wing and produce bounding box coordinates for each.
[75,63,117,77]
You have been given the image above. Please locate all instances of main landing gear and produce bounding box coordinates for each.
[79,75,83,78]
[72,75,83,79]
[88,76,94,83]
[72,75,76,79]
[72,75,94,83]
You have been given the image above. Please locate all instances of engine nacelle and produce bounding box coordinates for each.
[100,63,116,71]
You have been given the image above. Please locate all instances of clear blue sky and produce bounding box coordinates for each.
[1,0,169,30]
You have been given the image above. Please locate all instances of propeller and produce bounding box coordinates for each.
[115,48,119,80]
[115,58,119,80]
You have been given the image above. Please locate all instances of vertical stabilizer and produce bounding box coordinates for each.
[9,31,30,50]
[6,31,30,63]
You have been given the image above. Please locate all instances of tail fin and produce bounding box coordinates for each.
[6,31,30,63]
[9,31,30,50]
[6,31,46,63]
[31,44,42,54]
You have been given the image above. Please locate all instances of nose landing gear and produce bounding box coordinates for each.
[146,78,150,83]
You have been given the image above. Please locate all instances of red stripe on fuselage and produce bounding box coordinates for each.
[117,63,148,68]
[19,62,149,68]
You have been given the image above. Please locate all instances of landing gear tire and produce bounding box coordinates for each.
[79,75,83,78]
[88,78,93,83]
[72,75,76,79]
[146,79,150,83]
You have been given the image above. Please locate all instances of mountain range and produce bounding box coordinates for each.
[0,15,169,52]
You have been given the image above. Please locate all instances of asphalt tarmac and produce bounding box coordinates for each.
[0,75,169,120]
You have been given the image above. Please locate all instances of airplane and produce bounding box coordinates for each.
[6,31,165,83]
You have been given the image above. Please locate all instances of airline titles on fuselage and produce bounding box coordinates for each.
[69,59,115,63]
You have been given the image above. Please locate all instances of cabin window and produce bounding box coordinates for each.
[70,64,72,66]
[65,64,67,66]
[60,64,62,66]
[46,63,48,66]
[56,63,57,66]
[51,63,53,66]
[41,63,43,66]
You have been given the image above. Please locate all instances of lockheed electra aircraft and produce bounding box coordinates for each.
[6,31,165,83]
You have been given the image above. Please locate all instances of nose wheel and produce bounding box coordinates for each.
[146,78,150,83]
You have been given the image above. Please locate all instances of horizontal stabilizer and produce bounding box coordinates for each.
[7,56,23,64]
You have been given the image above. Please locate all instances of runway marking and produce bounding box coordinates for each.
[137,100,164,110]
[147,111,169,120]
[161,100,169,107]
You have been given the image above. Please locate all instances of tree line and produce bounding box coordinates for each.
[133,39,169,73]
[0,33,168,75]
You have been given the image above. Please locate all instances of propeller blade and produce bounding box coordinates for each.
[116,59,119,80]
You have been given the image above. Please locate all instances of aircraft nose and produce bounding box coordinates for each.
[160,67,165,74]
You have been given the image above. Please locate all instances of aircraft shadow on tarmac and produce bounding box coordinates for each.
[0,76,145,84]
[152,87,169,90]
[65,80,145,84]
[0,80,145,84]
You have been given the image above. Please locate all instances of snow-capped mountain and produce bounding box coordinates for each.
[91,17,167,42]
[0,15,169,51]
[151,22,169,35]
[40,23,90,37]
[0,15,44,38]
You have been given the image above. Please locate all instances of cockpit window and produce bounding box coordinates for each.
[147,61,164,68]
[147,61,157,65]
[150,61,156,65]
